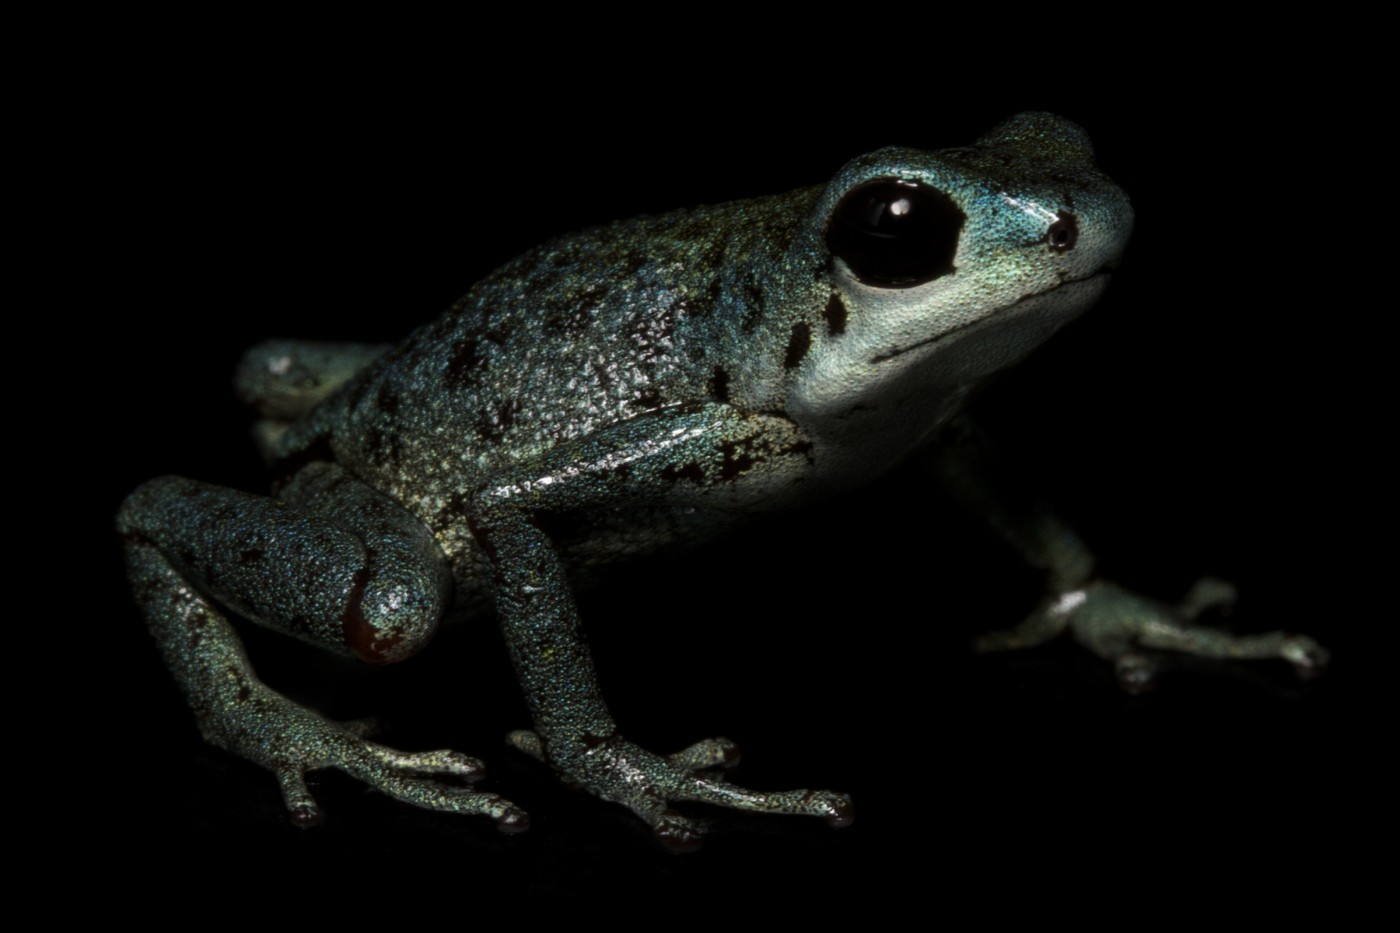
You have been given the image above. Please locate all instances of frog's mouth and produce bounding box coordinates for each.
[869,272,1111,365]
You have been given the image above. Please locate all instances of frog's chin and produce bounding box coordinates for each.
[880,273,1109,384]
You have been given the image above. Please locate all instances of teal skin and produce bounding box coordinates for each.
[118,112,1323,850]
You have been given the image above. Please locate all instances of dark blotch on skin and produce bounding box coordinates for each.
[445,336,482,388]
[661,462,706,484]
[704,279,723,310]
[366,425,386,460]
[784,322,811,370]
[477,398,522,444]
[824,293,847,336]
[628,387,663,412]
[497,399,519,432]
[711,366,730,403]
[376,385,399,415]
[239,548,264,565]
[718,439,758,481]
[741,277,764,333]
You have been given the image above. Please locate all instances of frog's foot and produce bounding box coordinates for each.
[204,684,528,832]
[1064,580,1329,687]
[507,729,851,852]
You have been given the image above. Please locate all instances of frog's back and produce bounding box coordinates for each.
[275,186,824,520]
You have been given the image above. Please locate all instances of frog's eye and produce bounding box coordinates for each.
[826,179,965,288]
[1046,212,1079,252]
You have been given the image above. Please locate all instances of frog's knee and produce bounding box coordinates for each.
[116,475,204,535]
[343,565,446,664]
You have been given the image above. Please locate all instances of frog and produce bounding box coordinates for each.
[117,112,1326,851]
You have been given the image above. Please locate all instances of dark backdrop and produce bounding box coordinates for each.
[83,52,1368,905]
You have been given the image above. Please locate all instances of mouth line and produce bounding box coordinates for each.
[868,272,1110,364]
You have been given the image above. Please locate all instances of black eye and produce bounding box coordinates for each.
[826,179,965,288]
[1046,212,1079,252]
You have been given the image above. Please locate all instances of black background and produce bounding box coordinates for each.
[81,43,1370,905]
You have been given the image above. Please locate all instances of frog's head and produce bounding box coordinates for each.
[787,112,1133,431]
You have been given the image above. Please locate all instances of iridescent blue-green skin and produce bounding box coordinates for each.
[117,113,1323,850]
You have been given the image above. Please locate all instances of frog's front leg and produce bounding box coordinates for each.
[466,401,852,851]
[923,416,1328,691]
[118,462,527,830]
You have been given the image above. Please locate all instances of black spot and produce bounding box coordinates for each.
[549,284,605,336]
[497,398,519,431]
[478,398,522,444]
[704,279,724,310]
[740,276,765,333]
[824,294,847,336]
[718,438,758,481]
[661,462,706,484]
[375,385,399,415]
[437,492,470,527]
[627,387,663,412]
[237,684,251,702]
[784,322,811,370]
[239,548,264,565]
[711,366,730,403]
[365,424,386,461]
[445,336,483,388]
[621,251,647,275]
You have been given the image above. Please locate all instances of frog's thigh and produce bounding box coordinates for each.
[119,462,450,664]
[119,468,526,828]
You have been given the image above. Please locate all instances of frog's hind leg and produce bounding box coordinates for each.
[118,462,527,831]
[235,340,392,461]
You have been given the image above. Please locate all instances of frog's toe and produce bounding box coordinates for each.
[678,774,855,827]
[821,793,856,828]
[274,765,323,828]
[362,765,527,827]
[1282,635,1329,678]
[368,746,486,781]
[652,810,705,853]
[1115,652,1158,694]
[505,728,545,762]
[494,807,531,834]
[668,736,741,770]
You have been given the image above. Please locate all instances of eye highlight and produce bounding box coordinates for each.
[826,179,965,288]
[1046,212,1079,252]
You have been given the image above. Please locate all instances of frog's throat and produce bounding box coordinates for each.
[868,272,1111,365]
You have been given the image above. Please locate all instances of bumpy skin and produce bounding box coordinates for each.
[118,113,1321,848]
